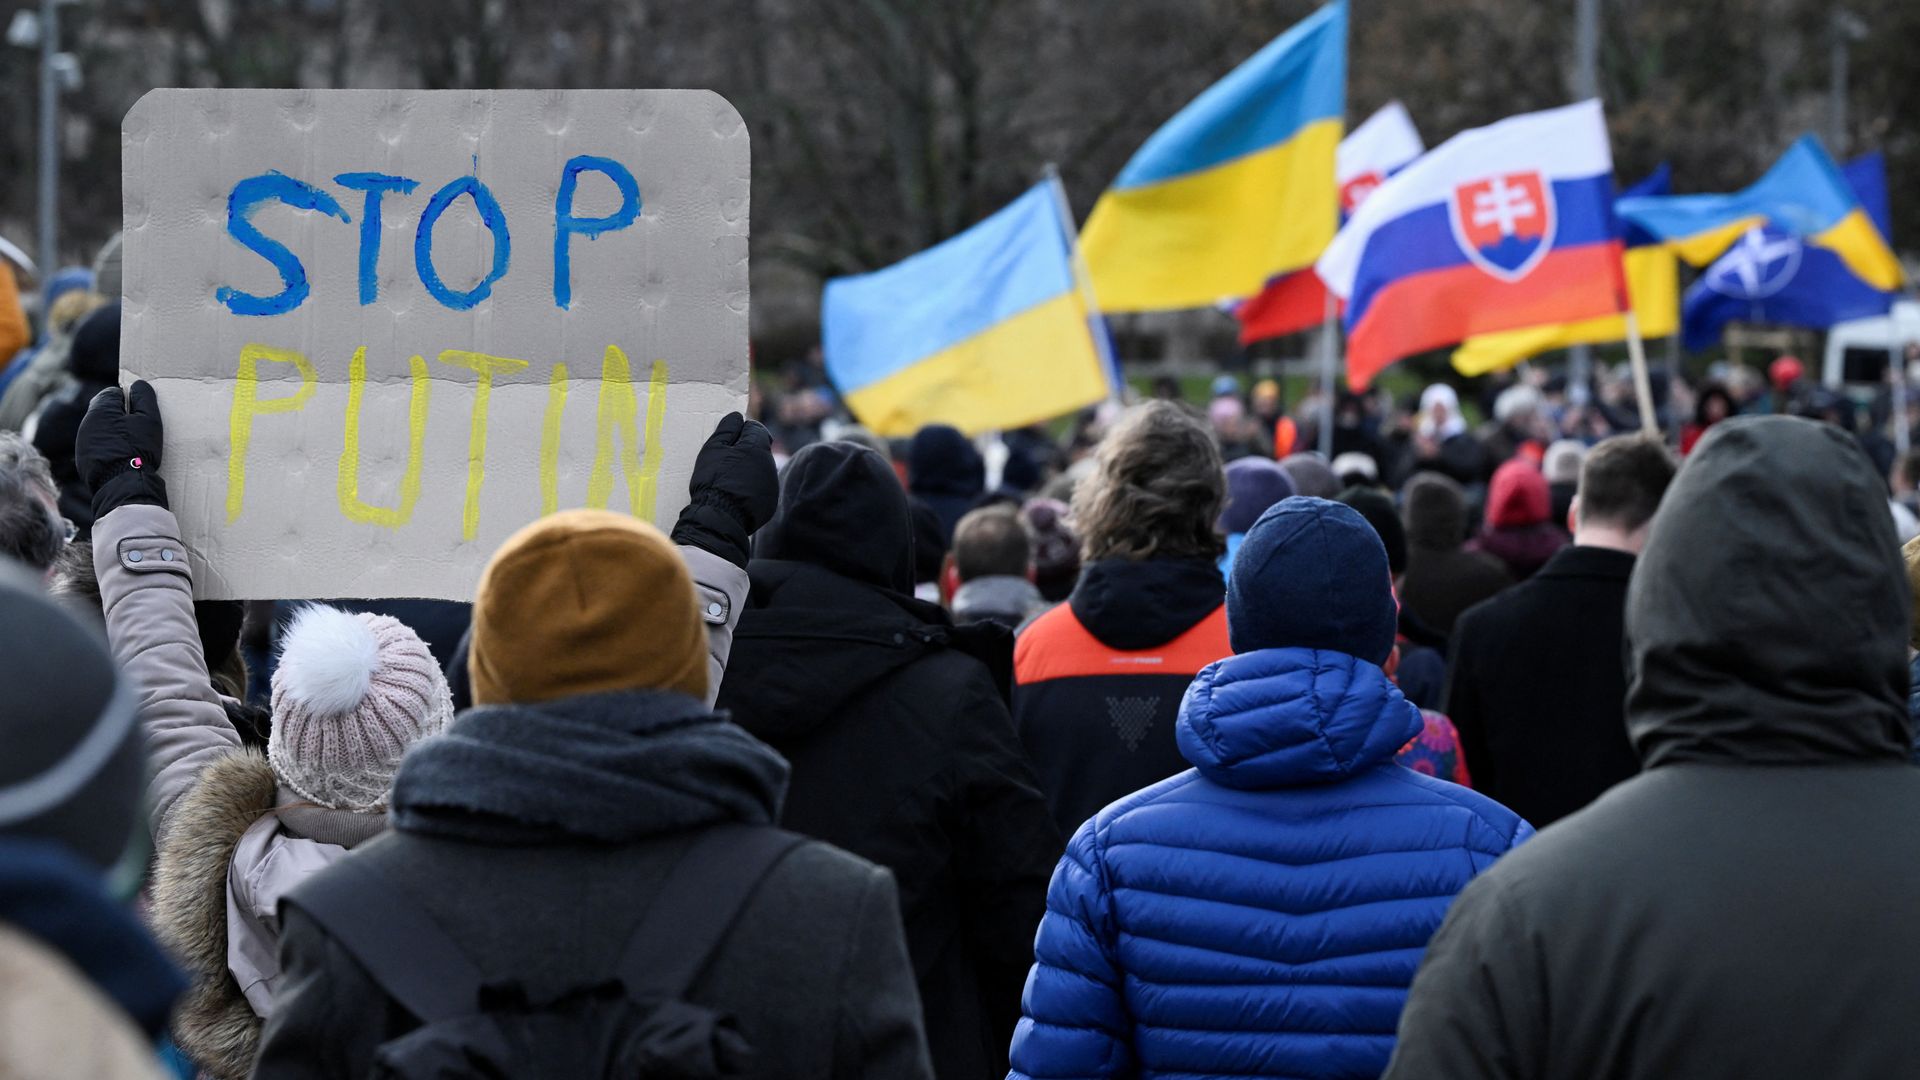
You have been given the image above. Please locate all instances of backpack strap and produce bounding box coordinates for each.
[617,825,804,1000]
[282,856,485,1024]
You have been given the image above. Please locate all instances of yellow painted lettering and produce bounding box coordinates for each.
[586,347,669,519]
[540,362,569,516]
[227,343,317,523]
[437,350,531,541]
[337,346,431,528]
[638,358,669,521]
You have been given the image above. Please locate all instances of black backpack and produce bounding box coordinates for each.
[286,825,802,1079]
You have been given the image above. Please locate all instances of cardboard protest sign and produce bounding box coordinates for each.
[121,89,749,600]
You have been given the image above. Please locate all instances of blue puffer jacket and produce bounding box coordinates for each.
[1007,646,1533,1079]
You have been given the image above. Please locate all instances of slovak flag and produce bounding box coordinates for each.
[1316,100,1629,389]
[1236,101,1424,345]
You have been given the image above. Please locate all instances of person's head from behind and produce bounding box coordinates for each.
[0,433,65,578]
[1402,472,1469,551]
[1330,452,1379,491]
[67,301,121,384]
[946,505,1031,594]
[471,510,709,707]
[1572,435,1676,555]
[1334,486,1408,583]
[0,563,145,886]
[1695,383,1737,427]
[832,423,892,466]
[1484,458,1550,530]
[1074,400,1224,562]
[1279,453,1339,500]
[907,424,984,499]
[1022,498,1080,602]
[270,606,454,813]
[1626,416,1909,765]
[1226,497,1398,667]
[47,286,106,342]
[1218,458,1295,539]
[1543,439,1586,487]
[1493,383,1544,435]
[759,441,914,593]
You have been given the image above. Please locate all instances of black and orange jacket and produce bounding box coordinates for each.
[1013,556,1231,836]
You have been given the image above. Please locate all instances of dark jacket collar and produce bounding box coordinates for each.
[720,560,1013,742]
[1535,544,1636,582]
[390,690,788,846]
[1069,556,1225,652]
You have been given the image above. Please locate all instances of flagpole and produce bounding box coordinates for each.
[1043,163,1124,407]
[1317,289,1338,458]
[1623,309,1660,437]
[1891,346,1909,459]
[1893,286,1912,458]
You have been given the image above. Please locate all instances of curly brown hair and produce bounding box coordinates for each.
[1073,400,1225,561]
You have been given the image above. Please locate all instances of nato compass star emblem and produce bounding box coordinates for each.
[1705,225,1803,300]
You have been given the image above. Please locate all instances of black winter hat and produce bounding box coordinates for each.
[907,424,985,498]
[67,301,121,384]
[759,442,915,594]
[1335,485,1409,577]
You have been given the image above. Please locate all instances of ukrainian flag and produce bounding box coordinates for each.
[1080,0,1345,312]
[1452,166,1681,377]
[822,182,1111,438]
[1615,135,1903,290]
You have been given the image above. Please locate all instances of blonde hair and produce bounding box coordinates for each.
[49,290,107,337]
[1073,400,1225,561]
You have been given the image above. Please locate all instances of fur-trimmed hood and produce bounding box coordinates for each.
[149,749,379,1080]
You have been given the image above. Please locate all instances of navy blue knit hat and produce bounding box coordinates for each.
[1226,497,1398,664]
[1218,457,1297,536]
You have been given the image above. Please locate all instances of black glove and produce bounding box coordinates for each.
[76,380,169,519]
[670,412,777,569]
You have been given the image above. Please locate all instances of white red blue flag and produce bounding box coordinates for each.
[1315,100,1628,388]
[1236,101,1424,345]
[1335,101,1425,215]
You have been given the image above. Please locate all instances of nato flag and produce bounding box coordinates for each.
[1682,222,1893,351]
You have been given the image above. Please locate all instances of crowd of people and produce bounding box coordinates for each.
[6,241,1920,1080]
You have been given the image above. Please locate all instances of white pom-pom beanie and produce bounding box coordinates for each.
[268,606,455,813]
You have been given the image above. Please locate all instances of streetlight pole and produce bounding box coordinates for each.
[1566,0,1599,406]
[37,0,60,283]
[1829,11,1866,156]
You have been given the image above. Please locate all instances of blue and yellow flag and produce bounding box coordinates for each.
[1080,0,1346,311]
[822,182,1111,437]
[1615,135,1903,291]
[1681,152,1898,351]
[1451,165,1681,377]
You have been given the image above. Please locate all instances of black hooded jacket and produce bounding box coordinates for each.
[718,442,1059,1080]
[256,690,933,1080]
[1385,417,1920,1080]
[1013,555,1230,835]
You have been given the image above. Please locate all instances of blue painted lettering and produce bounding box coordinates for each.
[216,172,350,316]
[553,156,641,310]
